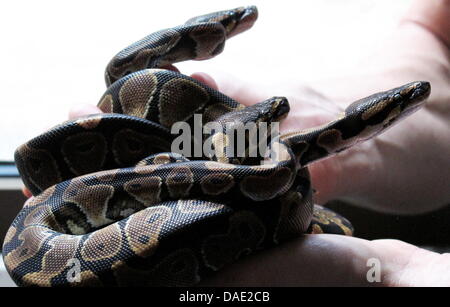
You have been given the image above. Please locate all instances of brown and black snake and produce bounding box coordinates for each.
[2,6,431,287]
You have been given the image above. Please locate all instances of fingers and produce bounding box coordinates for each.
[200,233,444,286]
[68,104,103,120]
[193,71,270,106]
[403,0,450,48]
[189,71,268,106]
[199,234,425,286]
[22,187,32,199]
[160,64,180,73]
[190,72,218,90]
[309,157,343,205]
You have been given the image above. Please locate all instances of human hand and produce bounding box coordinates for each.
[199,233,450,287]
[198,0,450,214]
[22,100,450,289]
[19,0,450,287]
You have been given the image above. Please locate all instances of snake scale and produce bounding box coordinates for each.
[2,6,430,287]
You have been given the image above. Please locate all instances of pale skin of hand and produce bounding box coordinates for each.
[22,0,450,286]
[207,0,450,215]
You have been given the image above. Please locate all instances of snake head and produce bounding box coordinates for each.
[241,96,290,124]
[264,96,291,122]
[223,6,258,38]
[210,97,289,163]
[186,6,258,38]
[347,81,431,130]
[379,81,430,128]
[215,97,290,127]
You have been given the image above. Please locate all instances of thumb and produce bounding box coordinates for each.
[196,71,272,106]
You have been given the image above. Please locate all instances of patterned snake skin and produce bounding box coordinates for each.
[3,6,431,287]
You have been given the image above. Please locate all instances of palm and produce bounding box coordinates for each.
[200,2,450,286]
[209,6,450,214]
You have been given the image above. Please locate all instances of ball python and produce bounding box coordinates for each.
[2,6,431,287]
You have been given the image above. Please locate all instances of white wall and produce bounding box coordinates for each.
[0,0,412,160]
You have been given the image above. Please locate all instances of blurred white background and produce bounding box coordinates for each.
[0,0,413,161]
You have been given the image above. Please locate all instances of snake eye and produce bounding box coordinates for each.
[394,94,402,103]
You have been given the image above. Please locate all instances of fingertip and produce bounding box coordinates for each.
[190,72,219,90]
[22,187,32,199]
[68,104,103,120]
[161,64,180,73]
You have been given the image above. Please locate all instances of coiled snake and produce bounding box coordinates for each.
[2,6,430,287]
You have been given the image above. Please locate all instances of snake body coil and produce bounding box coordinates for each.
[3,6,430,287]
